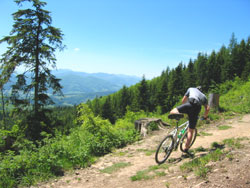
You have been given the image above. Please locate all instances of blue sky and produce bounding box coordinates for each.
[0,0,250,79]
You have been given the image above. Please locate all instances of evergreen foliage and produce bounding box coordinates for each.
[87,34,250,123]
[0,0,65,140]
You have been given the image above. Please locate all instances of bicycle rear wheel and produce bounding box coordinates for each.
[155,135,174,164]
[180,128,197,152]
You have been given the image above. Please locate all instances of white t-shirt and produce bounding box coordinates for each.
[185,88,207,105]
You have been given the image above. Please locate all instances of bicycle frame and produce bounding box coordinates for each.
[169,120,189,150]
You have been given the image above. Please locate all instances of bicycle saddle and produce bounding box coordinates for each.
[168,113,184,120]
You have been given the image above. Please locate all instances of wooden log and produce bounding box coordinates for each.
[134,118,170,137]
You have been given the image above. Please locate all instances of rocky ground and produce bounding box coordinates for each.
[33,114,250,188]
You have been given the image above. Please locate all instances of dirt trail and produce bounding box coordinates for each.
[35,114,250,188]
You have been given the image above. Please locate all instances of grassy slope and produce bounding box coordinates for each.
[219,79,250,113]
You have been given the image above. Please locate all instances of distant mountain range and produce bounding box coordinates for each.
[52,69,141,105]
[53,69,140,94]
[4,69,141,106]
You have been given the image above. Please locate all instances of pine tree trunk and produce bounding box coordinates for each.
[1,88,6,129]
[34,20,42,116]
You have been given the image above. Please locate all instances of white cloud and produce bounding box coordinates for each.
[74,48,80,52]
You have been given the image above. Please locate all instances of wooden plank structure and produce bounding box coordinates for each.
[134,118,170,137]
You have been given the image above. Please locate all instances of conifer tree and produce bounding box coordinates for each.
[138,75,149,112]
[241,37,250,80]
[101,96,115,124]
[207,51,221,84]
[237,40,247,78]
[195,53,209,91]
[217,46,231,82]
[185,59,196,87]
[118,86,130,117]
[157,77,169,113]
[0,0,64,139]
[130,89,140,112]
[148,82,157,112]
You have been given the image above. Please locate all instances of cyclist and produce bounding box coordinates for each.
[169,86,210,153]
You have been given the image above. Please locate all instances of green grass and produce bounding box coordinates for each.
[180,149,224,179]
[130,164,169,181]
[211,141,224,149]
[194,146,208,152]
[136,148,155,156]
[199,131,213,136]
[165,182,170,188]
[100,162,131,174]
[219,79,250,114]
[226,153,234,161]
[112,151,128,157]
[223,138,243,149]
[208,113,220,121]
[181,137,247,179]
[218,125,232,130]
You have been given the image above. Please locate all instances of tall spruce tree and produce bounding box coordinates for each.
[0,0,64,138]
[185,59,196,87]
[195,53,209,91]
[241,37,250,80]
[138,75,149,112]
[157,76,169,113]
[118,86,130,117]
[208,51,221,84]
[101,96,115,124]
[217,45,231,82]
[237,40,247,78]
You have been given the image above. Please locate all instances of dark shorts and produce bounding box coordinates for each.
[177,101,201,129]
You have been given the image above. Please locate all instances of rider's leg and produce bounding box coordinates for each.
[184,128,194,150]
[184,105,200,152]
[170,108,179,114]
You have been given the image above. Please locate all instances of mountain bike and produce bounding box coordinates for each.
[155,113,197,164]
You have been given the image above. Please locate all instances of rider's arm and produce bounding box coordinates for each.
[203,104,210,119]
[182,95,188,104]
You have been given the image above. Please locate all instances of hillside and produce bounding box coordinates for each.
[52,70,141,105]
[35,114,250,188]
[3,69,141,105]
[52,69,141,93]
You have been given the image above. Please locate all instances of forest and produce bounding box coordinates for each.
[0,0,250,187]
[87,33,250,123]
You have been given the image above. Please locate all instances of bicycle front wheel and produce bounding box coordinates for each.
[155,135,174,164]
[180,128,197,152]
